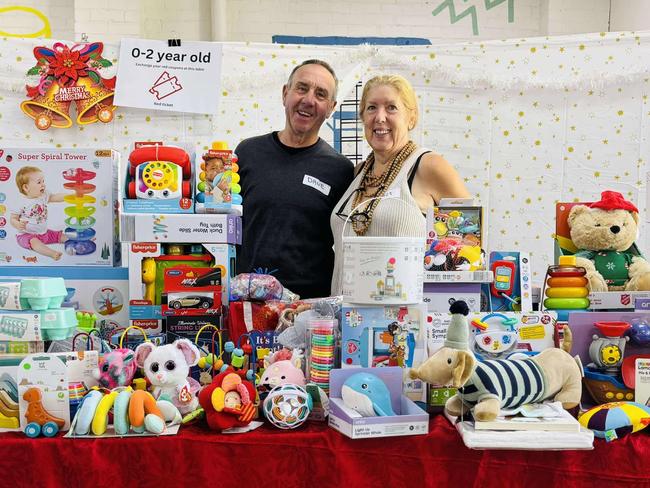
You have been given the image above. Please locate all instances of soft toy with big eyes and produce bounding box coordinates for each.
[135,339,202,415]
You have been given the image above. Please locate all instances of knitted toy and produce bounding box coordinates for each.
[568,190,650,292]
[409,301,583,422]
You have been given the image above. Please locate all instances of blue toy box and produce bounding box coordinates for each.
[341,304,428,402]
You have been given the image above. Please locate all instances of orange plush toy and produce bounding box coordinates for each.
[198,369,257,431]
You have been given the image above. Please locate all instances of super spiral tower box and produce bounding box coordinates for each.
[0,148,118,266]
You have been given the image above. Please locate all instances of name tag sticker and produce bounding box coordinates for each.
[303,175,331,196]
[384,188,401,199]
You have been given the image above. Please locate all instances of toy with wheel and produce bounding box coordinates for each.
[22,387,65,438]
[62,168,97,256]
[128,145,192,200]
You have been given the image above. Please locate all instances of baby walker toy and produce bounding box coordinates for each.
[23,387,66,437]
[128,145,191,200]
[62,168,97,255]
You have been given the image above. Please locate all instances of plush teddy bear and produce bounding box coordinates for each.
[135,339,202,415]
[567,190,650,292]
[93,348,137,389]
[409,301,583,422]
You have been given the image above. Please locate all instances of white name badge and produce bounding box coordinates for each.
[302,175,331,196]
[384,187,401,199]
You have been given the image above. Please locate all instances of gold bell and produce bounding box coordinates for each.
[74,76,116,125]
[20,82,73,130]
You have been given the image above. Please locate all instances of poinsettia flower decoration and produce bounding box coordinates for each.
[24,42,116,98]
[46,45,89,87]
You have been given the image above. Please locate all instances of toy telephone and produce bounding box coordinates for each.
[471,313,519,359]
[128,145,192,200]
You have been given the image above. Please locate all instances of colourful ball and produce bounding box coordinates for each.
[232,183,241,194]
[196,192,206,203]
[231,162,239,173]
[262,384,312,429]
[231,194,243,205]
[199,171,206,182]
[231,173,240,184]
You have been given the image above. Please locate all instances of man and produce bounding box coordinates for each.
[236,59,354,299]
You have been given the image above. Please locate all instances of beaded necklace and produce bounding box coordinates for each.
[351,140,416,236]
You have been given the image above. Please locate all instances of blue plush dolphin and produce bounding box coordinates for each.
[341,372,395,417]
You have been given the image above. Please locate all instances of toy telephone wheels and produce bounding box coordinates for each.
[182,180,191,198]
[128,180,136,198]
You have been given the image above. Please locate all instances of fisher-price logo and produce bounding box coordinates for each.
[131,242,158,253]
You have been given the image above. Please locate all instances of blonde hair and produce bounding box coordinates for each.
[15,166,42,195]
[359,75,419,129]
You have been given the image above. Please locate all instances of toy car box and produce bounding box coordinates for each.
[0,148,118,266]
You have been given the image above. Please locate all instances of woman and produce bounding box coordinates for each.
[330,74,470,295]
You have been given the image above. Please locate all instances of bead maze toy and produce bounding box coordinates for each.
[195,141,243,215]
[123,143,193,214]
[62,168,97,256]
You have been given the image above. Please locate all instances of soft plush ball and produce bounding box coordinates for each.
[579,401,650,441]
[262,384,312,429]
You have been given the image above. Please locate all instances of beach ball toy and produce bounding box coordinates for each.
[579,401,650,441]
[262,384,312,429]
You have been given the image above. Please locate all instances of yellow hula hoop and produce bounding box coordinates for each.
[0,6,51,38]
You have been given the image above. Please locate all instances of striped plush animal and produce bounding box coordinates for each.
[93,349,137,389]
[409,301,582,422]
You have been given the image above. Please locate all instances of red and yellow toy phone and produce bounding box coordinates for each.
[491,260,516,297]
[128,144,192,200]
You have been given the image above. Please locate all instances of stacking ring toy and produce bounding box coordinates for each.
[543,297,590,309]
[545,287,589,298]
[547,277,588,288]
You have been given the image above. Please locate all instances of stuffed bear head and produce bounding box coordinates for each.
[135,339,200,389]
[568,193,638,252]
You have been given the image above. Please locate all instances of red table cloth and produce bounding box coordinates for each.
[1,415,649,487]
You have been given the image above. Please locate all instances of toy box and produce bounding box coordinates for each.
[425,205,485,273]
[160,266,223,317]
[422,283,481,313]
[468,311,558,360]
[17,353,70,434]
[128,242,235,332]
[341,304,427,402]
[121,142,194,214]
[194,143,243,215]
[328,367,429,439]
[0,267,129,338]
[483,251,533,313]
[120,213,241,244]
[341,237,425,305]
[0,148,118,266]
[424,313,457,409]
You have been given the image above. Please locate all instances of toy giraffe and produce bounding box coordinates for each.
[22,387,65,428]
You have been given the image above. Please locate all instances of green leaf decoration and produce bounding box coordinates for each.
[27,67,40,76]
[99,59,112,67]
[88,71,100,84]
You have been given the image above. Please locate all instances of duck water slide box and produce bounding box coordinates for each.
[0,148,118,266]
